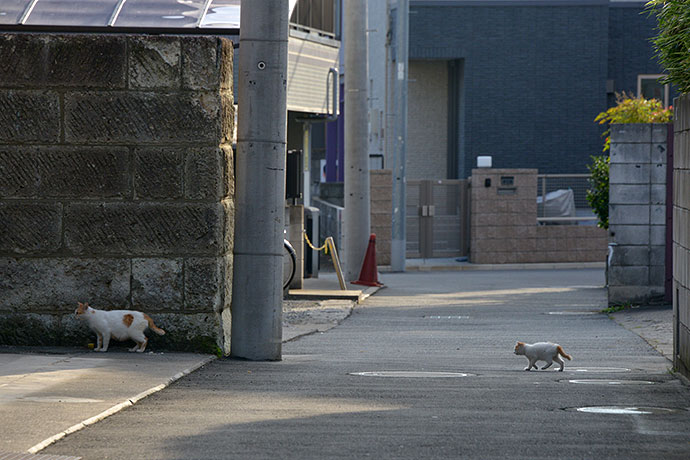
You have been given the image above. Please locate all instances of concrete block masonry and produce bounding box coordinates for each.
[0,35,127,88]
[63,203,226,255]
[128,36,181,89]
[0,33,235,353]
[608,123,669,306]
[0,91,61,142]
[64,92,230,143]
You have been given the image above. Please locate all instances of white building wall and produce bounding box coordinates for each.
[368,0,388,165]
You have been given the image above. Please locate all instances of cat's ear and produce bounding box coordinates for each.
[516,341,524,346]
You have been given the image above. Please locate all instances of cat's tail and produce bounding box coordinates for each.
[557,345,572,360]
[144,314,166,335]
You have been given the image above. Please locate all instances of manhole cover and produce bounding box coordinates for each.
[18,396,104,403]
[565,367,631,373]
[0,452,81,460]
[546,311,600,315]
[564,379,655,386]
[424,316,471,319]
[350,371,474,378]
[566,406,682,415]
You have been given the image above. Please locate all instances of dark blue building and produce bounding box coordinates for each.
[407,0,672,179]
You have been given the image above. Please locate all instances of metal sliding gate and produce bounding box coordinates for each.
[406,179,470,259]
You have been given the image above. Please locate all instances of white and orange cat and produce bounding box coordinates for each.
[75,302,165,352]
[514,341,572,371]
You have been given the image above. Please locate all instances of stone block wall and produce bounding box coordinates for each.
[0,33,234,353]
[608,124,668,305]
[371,170,392,266]
[470,169,607,264]
[673,95,690,378]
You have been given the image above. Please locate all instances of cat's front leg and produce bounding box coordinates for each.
[525,359,537,371]
[94,332,103,351]
[99,334,110,352]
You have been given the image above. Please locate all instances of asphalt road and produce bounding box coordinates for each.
[44,269,690,459]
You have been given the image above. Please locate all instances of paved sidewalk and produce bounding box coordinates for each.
[0,351,215,454]
[609,304,673,361]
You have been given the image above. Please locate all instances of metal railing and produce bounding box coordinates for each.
[536,174,598,225]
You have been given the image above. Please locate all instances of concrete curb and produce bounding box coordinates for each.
[283,285,382,342]
[27,355,217,454]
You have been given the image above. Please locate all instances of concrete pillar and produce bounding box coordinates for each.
[388,0,409,272]
[343,0,371,281]
[231,0,289,360]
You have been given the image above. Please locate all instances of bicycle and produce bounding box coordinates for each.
[283,238,297,290]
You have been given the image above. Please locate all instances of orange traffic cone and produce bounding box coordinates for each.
[352,234,384,287]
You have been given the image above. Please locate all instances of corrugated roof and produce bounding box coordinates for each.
[0,0,298,33]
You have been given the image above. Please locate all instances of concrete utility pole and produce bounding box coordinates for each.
[343,0,371,281]
[388,0,409,272]
[231,0,289,360]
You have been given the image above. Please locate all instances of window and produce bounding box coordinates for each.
[290,0,338,38]
[638,74,670,107]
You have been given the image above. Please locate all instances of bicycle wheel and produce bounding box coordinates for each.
[283,239,297,290]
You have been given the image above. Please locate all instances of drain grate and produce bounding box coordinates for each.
[350,371,474,378]
[17,396,103,403]
[0,453,81,460]
[566,406,683,415]
[546,311,600,315]
[564,379,655,385]
[565,367,631,373]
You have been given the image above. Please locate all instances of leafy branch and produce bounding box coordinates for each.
[647,0,690,94]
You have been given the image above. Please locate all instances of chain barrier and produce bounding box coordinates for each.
[303,229,329,254]
[301,230,346,290]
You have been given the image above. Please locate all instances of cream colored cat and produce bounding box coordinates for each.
[75,302,165,352]
[514,341,572,371]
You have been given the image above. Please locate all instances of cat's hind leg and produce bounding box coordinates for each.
[541,359,553,370]
[130,338,147,352]
[136,338,148,352]
[129,331,148,352]
[554,356,565,371]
